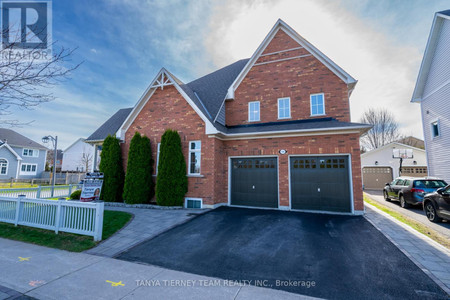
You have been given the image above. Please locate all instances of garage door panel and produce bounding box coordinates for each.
[291,156,351,213]
[362,167,393,189]
[231,158,278,208]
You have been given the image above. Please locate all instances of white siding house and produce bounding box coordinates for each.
[412,10,450,183]
[62,138,95,172]
[361,142,427,189]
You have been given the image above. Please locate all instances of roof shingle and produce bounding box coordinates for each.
[0,128,47,150]
[86,108,133,142]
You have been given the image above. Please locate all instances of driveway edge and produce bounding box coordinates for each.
[364,202,450,295]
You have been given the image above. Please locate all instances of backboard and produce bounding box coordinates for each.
[393,149,413,159]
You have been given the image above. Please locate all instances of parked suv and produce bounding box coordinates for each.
[383,177,448,208]
[423,185,450,223]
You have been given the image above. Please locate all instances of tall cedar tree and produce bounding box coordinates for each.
[99,135,124,202]
[156,130,187,206]
[123,132,154,204]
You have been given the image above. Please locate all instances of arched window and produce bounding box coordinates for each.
[0,159,7,175]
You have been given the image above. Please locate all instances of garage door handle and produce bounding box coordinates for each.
[318,188,321,192]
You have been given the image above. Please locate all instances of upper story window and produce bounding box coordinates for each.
[23,148,39,157]
[20,163,37,175]
[310,93,325,116]
[278,97,291,119]
[188,141,201,175]
[248,101,260,122]
[156,143,161,174]
[431,120,440,138]
[0,159,7,175]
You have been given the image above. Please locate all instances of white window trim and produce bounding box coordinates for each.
[0,158,8,175]
[184,197,203,209]
[248,101,260,122]
[278,97,291,119]
[310,93,326,116]
[188,141,201,175]
[430,119,440,139]
[156,143,161,174]
[22,148,39,157]
[20,163,38,175]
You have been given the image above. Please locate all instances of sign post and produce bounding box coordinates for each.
[80,172,104,202]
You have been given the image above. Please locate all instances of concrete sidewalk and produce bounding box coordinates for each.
[85,207,203,257]
[0,238,317,300]
[364,203,450,295]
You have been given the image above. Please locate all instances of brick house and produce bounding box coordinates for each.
[116,19,370,214]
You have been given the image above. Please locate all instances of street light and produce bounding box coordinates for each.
[42,135,57,197]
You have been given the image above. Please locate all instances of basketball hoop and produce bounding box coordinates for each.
[393,149,413,159]
[392,149,414,177]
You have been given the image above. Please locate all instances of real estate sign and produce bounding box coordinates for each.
[80,172,104,202]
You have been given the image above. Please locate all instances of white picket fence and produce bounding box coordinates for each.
[0,196,104,241]
[0,184,82,199]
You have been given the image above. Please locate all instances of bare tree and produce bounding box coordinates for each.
[0,23,81,125]
[360,108,401,150]
[79,151,93,173]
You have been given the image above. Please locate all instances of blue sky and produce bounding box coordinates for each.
[7,0,450,149]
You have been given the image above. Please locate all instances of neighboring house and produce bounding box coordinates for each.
[46,149,63,172]
[396,136,425,150]
[412,10,450,182]
[85,108,132,171]
[108,19,371,214]
[0,128,47,179]
[62,138,95,172]
[361,142,427,189]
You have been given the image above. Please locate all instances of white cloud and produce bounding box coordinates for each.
[203,0,424,138]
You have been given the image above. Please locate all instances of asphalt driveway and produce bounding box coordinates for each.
[117,207,448,299]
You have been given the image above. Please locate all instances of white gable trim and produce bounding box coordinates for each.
[411,13,448,102]
[225,19,357,100]
[0,143,22,161]
[117,68,219,140]
[361,142,425,158]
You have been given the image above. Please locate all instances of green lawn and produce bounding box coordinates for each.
[0,210,132,252]
[364,194,450,249]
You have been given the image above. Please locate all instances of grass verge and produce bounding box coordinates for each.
[364,194,450,249]
[0,210,132,252]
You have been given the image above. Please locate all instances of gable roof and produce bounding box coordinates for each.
[226,19,357,100]
[64,138,92,152]
[0,142,22,160]
[361,142,426,158]
[180,59,249,122]
[115,19,368,139]
[0,128,47,150]
[411,10,450,102]
[86,108,133,143]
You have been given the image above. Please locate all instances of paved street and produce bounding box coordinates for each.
[365,190,450,239]
[85,207,204,257]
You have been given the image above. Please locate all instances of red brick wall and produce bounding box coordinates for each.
[225,28,350,126]
[219,133,364,211]
[121,85,217,205]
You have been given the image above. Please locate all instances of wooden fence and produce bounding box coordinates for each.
[0,196,104,241]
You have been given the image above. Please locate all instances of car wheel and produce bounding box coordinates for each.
[425,202,442,223]
[400,195,410,209]
[384,191,390,201]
